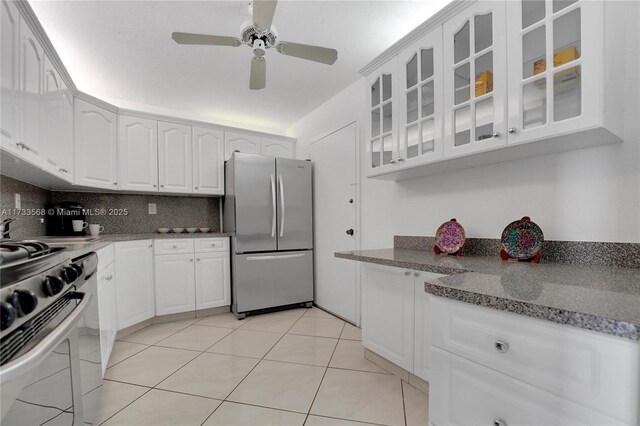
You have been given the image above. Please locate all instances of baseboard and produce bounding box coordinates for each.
[364,348,429,394]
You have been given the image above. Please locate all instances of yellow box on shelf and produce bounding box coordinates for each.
[533,46,580,76]
[475,71,493,97]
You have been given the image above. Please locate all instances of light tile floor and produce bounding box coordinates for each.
[99,307,429,426]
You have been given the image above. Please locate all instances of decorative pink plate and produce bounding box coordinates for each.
[501,217,544,260]
[435,219,466,254]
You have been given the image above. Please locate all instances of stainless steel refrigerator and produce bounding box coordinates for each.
[224,152,313,319]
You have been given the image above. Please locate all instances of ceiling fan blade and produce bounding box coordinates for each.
[250,56,266,90]
[276,42,338,65]
[172,32,241,47]
[253,0,278,33]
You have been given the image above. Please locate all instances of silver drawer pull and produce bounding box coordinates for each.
[404,271,411,276]
[494,418,507,426]
[494,340,509,353]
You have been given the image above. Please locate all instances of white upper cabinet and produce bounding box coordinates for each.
[118,115,158,192]
[192,126,224,195]
[74,98,118,189]
[158,121,192,194]
[505,0,615,146]
[18,14,44,164]
[225,131,260,160]
[443,1,507,159]
[366,57,399,176]
[1,0,20,155]
[42,55,73,182]
[399,27,444,168]
[260,137,295,159]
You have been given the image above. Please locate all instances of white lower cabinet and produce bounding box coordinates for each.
[362,264,444,379]
[429,296,639,425]
[154,253,196,315]
[114,240,155,330]
[362,264,415,371]
[195,252,230,310]
[153,238,230,316]
[97,258,116,376]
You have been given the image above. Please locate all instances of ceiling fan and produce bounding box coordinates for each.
[172,0,338,90]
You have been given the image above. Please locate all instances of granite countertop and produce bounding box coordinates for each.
[38,233,231,258]
[336,248,640,341]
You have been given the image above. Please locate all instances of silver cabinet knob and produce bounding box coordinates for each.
[113,182,118,186]
[172,245,177,248]
[196,258,200,261]
[404,271,411,276]
[397,158,405,162]
[148,244,152,248]
[495,340,509,353]
[414,272,420,277]
[160,184,165,188]
[194,186,198,190]
[493,419,507,426]
[153,184,157,188]
[190,258,193,262]
[389,160,396,164]
[508,127,517,134]
[492,131,501,138]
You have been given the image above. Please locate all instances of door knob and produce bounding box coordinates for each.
[348,198,354,204]
[346,229,354,236]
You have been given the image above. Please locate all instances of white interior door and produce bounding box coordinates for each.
[310,122,358,324]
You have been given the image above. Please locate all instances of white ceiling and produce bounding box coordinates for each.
[31,0,451,134]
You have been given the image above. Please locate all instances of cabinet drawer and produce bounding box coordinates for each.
[430,296,639,423]
[153,238,194,255]
[194,237,228,253]
[429,348,623,426]
[96,244,114,272]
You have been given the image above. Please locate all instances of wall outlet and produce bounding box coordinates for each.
[148,203,157,214]
[14,193,21,209]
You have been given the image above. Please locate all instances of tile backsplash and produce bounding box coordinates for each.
[1,174,222,238]
[50,191,221,235]
[0,175,50,240]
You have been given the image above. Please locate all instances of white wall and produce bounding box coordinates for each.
[288,5,640,246]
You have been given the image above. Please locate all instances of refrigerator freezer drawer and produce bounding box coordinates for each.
[233,250,313,313]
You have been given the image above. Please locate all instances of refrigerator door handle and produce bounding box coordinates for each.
[246,253,306,261]
[270,174,276,238]
[278,174,285,238]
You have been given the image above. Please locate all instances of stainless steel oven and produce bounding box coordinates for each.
[1,246,101,426]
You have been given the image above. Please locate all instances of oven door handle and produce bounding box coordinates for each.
[0,292,92,384]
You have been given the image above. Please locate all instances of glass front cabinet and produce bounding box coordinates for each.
[364,0,625,179]
[443,1,507,159]
[366,57,398,176]
[505,0,604,146]
[398,27,444,168]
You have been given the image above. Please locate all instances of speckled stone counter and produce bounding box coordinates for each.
[335,248,640,340]
[38,233,231,258]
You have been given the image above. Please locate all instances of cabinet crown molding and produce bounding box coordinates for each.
[359,0,473,77]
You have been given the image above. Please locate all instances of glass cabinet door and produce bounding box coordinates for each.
[443,1,507,159]
[399,27,443,166]
[367,57,398,173]
[506,0,601,146]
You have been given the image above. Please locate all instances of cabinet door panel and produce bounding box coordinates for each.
[443,1,507,159]
[42,56,73,182]
[506,0,602,146]
[74,99,118,189]
[18,15,44,163]
[224,131,260,160]
[115,240,154,330]
[192,126,224,195]
[399,27,444,168]
[158,121,192,194]
[155,253,196,315]
[260,137,295,159]
[195,252,230,310]
[1,0,20,154]
[118,115,158,192]
[98,261,116,375]
[362,264,414,371]
[366,57,399,177]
